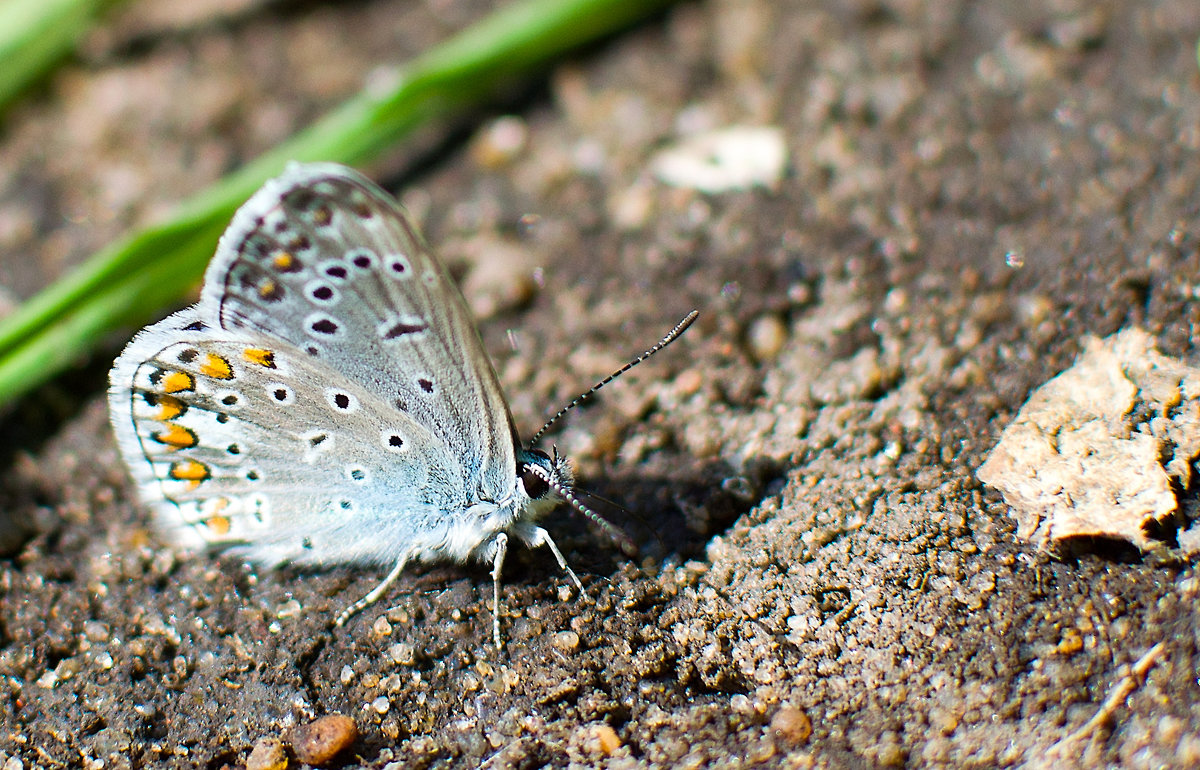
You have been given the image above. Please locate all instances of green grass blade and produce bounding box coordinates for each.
[0,0,123,111]
[0,0,679,407]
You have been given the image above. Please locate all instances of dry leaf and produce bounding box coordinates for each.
[977,328,1200,550]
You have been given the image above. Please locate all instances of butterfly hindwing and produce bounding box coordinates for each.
[109,308,467,565]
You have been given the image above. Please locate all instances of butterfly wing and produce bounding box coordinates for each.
[108,163,522,566]
[204,163,520,490]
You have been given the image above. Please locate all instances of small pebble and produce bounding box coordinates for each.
[388,642,415,666]
[274,599,302,618]
[460,237,537,319]
[580,723,622,756]
[82,620,111,643]
[730,693,755,715]
[652,125,788,192]
[610,180,656,231]
[746,314,787,362]
[372,616,393,636]
[770,704,812,746]
[1057,628,1084,655]
[472,115,528,168]
[674,368,703,397]
[246,737,288,770]
[552,630,581,652]
[290,714,357,766]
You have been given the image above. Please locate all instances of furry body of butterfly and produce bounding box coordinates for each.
[106,163,590,647]
[109,162,695,648]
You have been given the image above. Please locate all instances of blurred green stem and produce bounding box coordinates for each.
[0,0,679,406]
[0,0,123,111]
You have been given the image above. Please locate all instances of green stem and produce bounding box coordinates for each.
[0,0,124,111]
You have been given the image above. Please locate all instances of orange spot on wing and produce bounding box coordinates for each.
[161,371,195,393]
[202,497,230,514]
[153,424,197,449]
[154,395,186,420]
[169,459,210,483]
[243,348,276,368]
[203,515,231,536]
[258,280,282,301]
[272,252,297,271]
[199,354,233,380]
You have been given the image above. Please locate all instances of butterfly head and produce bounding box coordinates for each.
[514,445,637,556]
[516,447,574,519]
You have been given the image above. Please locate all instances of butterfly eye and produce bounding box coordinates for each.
[518,463,550,500]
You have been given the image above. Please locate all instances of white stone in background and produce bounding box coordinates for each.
[652,125,787,193]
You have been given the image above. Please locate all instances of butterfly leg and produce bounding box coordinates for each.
[529,526,584,594]
[492,528,586,649]
[334,552,411,628]
[491,532,508,650]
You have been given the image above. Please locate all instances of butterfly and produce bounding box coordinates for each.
[108,162,696,648]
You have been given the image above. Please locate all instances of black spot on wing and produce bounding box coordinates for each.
[383,320,427,339]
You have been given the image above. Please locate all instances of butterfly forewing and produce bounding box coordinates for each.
[200,164,519,499]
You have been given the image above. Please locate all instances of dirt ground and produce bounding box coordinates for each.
[2,0,1200,767]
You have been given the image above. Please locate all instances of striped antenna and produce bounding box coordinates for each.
[528,310,699,448]
[524,456,638,556]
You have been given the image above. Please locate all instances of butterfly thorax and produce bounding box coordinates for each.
[439,447,570,565]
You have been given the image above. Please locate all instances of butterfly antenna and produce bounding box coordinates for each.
[526,459,638,556]
[569,486,665,557]
[529,310,699,447]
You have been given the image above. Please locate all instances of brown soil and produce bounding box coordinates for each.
[2,0,1199,767]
